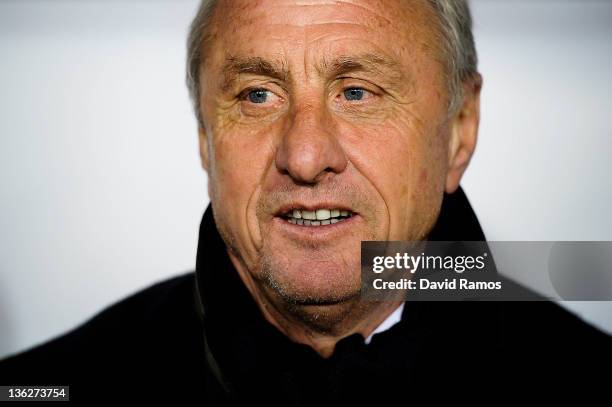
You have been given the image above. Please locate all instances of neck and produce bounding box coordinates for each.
[228,250,405,358]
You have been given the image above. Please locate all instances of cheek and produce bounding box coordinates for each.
[213,138,253,196]
[345,116,447,240]
[208,129,272,257]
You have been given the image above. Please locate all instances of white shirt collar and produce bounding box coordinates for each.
[364,302,405,345]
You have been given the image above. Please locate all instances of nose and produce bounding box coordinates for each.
[275,99,347,184]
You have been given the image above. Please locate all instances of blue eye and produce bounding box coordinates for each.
[343,88,365,101]
[247,89,268,103]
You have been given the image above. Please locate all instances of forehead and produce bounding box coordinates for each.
[217,0,406,30]
[205,0,439,72]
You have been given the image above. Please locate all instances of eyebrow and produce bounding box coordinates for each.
[219,52,405,93]
[317,52,404,83]
[221,55,290,93]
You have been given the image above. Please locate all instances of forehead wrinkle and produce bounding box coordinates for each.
[331,0,393,25]
[288,0,393,26]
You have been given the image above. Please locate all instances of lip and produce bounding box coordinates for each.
[272,213,361,242]
[274,202,357,217]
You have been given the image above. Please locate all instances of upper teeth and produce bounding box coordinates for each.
[287,208,351,220]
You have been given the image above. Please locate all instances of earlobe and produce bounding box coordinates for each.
[445,74,483,194]
[198,127,210,173]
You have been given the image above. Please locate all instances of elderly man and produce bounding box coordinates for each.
[1,0,610,403]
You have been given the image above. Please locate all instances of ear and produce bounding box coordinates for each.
[445,74,483,194]
[198,126,211,173]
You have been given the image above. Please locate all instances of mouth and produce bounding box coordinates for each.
[277,207,356,227]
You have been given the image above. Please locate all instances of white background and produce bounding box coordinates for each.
[1,0,611,359]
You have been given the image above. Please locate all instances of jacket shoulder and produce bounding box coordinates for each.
[0,272,204,383]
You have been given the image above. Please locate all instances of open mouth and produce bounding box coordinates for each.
[281,208,355,227]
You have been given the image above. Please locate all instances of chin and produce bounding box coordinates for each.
[284,301,361,334]
[260,256,362,306]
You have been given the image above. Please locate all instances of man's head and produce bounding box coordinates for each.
[186,0,482,327]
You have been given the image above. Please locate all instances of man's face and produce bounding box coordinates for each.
[198,0,464,305]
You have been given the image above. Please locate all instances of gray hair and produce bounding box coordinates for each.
[426,0,479,115]
[186,0,478,128]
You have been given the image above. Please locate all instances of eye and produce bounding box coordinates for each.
[245,88,270,104]
[343,87,367,101]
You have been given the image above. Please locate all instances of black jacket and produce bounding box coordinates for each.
[1,187,610,404]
